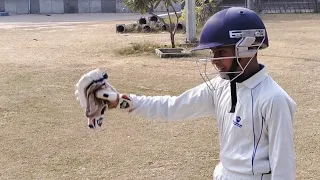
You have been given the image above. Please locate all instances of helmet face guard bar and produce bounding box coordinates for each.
[196,29,266,91]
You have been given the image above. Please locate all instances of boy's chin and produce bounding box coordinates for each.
[218,73,230,80]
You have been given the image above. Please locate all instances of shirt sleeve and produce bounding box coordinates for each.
[128,82,215,121]
[265,94,296,180]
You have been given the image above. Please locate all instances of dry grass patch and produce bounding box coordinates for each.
[115,41,165,56]
[0,14,319,180]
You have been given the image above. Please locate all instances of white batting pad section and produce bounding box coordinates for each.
[78,0,101,13]
[78,0,90,13]
[90,0,101,13]
[39,0,52,14]
[51,0,64,13]
[16,0,29,14]
[4,0,17,13]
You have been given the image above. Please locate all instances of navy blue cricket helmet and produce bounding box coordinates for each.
[192,7,268,51]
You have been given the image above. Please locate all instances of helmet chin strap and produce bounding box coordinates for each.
[228,58,240,113]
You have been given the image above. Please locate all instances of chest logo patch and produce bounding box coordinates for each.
[233,116,242,128]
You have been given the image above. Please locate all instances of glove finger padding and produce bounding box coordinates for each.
[75,68,115,129]
[75,68,115,109]
[95,89,133,111]
[86,83,107,119]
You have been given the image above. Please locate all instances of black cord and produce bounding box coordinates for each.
[229,81,237,113]
[228,59,239,113]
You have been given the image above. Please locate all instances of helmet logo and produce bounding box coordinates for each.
[229,29,265,39]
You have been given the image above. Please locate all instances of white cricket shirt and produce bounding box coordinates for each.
[129,65,296,180]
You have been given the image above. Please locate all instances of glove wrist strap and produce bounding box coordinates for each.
[117,94,133,111]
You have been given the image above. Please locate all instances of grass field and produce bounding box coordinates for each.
[0,13,320,180]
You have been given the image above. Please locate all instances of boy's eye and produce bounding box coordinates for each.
[218,50,227,56]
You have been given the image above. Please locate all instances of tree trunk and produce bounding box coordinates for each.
[167,8,175,48]
[170,32,175,48]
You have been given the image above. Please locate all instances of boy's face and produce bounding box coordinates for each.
[210,46,236,79]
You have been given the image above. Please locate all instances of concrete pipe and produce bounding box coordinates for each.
[176,22,185,31]
[116,24,125,33]
[138,17,147,25]
[161,24,169,31]
[142,24,151,32]
[149,15,158,22]
[153,22,163,30]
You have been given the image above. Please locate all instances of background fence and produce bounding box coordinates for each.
[196,0,320,14]
[253,0,320,13]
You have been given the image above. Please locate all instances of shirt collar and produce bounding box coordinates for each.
[237,64,268,89]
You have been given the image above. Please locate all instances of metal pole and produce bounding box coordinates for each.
[28,0,31,13]
[247,0,252,9]
[186,0,197,43]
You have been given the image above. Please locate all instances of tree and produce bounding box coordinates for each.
[123,0,182,48]
[195,0,221,27]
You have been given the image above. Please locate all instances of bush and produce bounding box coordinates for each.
[180,0,221,35]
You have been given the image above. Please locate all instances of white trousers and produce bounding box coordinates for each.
[213,162,271,180]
